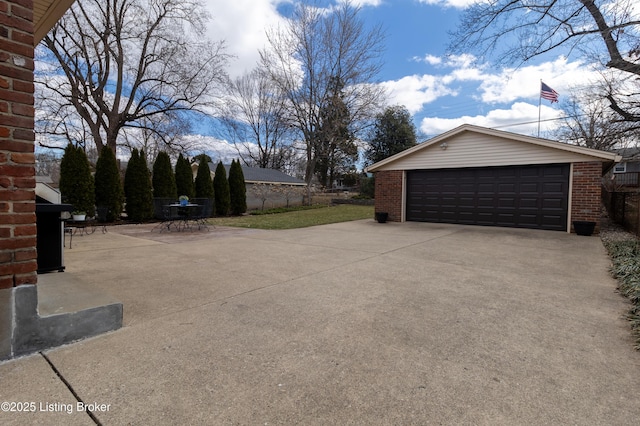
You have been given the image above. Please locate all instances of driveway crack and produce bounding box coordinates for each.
[40,352,103,425]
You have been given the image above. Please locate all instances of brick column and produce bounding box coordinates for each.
[571,161,602,234]
[0,0,37,289]
[374,170,403,222]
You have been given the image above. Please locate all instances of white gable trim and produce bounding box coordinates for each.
[366,124,621,172]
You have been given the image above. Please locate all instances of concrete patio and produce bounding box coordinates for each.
[1,220,639,424]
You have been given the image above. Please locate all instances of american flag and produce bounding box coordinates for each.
[540,82,559,103]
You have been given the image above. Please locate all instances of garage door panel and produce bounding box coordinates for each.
[406,164,569,231]
[498,183,516,193]
[519,182,540,193]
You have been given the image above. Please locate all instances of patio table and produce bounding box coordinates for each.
[164,203,201,231]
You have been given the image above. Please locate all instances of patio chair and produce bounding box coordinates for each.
[190,198,212,231]
[152,197,178,232]
[95,206,109,233]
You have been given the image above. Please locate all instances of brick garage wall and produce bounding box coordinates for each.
[374,170,403,222]
[0,0,37,289]
[571,161,602,234]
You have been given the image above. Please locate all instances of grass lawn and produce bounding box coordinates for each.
[208,204,374,230]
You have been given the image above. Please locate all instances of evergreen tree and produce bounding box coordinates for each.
[213,161,230,216]
[365,105,417,165]
[194,156,214,199]
[152,151,177,198]
[124,149,153,222]
[59,143,95,216]
[175,153,194,199]
[228,159,247,215]
[94,145,124,221]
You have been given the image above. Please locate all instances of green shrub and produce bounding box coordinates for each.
[604,240,640,349]
[175,153,194,199]
[229,159,247,216]
[194,156,214,199]
[213,161,230,216]
[152,151,177,199]
[360,176,375,199]
[124,149,153,222]
[94,146,124,221]
[59,144,95,216]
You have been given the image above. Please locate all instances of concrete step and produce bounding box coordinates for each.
[3,273,124,358]
[38,272,121,317]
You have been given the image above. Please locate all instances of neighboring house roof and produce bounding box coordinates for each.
[34,0,76,44]
[35,176,61,203]
[614,147,640,162]
[366,124,622,172]
[204,164,306,186]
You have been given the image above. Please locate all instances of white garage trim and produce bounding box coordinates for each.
[366,124,621,173]
[567,163,574,233]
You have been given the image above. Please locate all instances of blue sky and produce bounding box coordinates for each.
[201,0,601,149]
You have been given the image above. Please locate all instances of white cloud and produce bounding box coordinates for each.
[203,0,288,78]
[379,53,599,122]
[477,57,599,104]
[380,74,458,114]
[182,134,239,163]
[417,0,479,9]
[346,0,384,6]
[419,102,564,137]
[413,54,443,65]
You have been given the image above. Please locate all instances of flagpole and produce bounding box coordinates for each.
[537,80,542,138]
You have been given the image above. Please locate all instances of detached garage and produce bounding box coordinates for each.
[366,125,621,233]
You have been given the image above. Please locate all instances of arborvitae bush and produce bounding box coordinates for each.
[175,153,194,199]
[59,143,95,216]
[360,176,375,199]
[194,156,214,199]
[152,151,177,199]
[94,146,124,221]
[213,161,230,216]
[229,159,247,215]
[124,149,153,222]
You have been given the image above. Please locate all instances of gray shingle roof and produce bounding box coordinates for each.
[212,164,306,185]
[615,147,640,161]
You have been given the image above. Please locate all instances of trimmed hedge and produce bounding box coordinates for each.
[213,161,230,216]
[229,159,247,215]
[95,146,124,221]
[59,144,95,216]
[153,151,177,199]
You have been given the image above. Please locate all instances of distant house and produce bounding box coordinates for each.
[611,148,640,187]
[191,163,307,210]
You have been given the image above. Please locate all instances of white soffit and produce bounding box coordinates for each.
[367,124,621,172]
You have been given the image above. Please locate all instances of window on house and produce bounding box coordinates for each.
[614,163,627,173]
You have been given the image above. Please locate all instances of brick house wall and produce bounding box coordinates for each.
[571,161,602,234]
[0,0,37,289]
[374,170,403,222]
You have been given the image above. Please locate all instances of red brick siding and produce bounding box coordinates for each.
[0,0,36,289]
[571,161,602,234]
[374,170,403,222]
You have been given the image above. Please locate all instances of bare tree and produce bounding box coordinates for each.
[219,68,293,170]
[119,112,194,163]
[450,0,640,123]
[37,0,229,155]
[555,87,639,150]
[260,1,386,185]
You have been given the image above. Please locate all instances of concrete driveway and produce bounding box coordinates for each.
[1,220,639,425]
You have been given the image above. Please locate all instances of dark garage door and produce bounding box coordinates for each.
[406,164,569,231]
